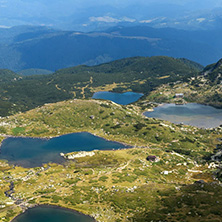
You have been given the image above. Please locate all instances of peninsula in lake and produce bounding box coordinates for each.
[0,1,222,221]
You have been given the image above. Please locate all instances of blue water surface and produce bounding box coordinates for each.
[0,132,126,167]
[12,205,95,222]
[144,103,222,128]
[92,91,143,105]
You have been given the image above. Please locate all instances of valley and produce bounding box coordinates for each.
[0,25,221,72]
[1,2,222,222]
[0,56,221,221]
[0,96,221,221]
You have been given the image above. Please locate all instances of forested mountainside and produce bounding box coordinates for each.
[0,56,202,116]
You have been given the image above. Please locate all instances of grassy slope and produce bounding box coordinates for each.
[0,56,221,221]
[0,56,201,116]
[144,58,222,108]
[0,99,220,222]
[0,99,216,158]
[1,148,221,222]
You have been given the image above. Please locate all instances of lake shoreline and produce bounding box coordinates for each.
[92,91,144,105]
[10,204,97,222]
[143,102,222,129]
[0,131,131,168]
[0,131,131,147]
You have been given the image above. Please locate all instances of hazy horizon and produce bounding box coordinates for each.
[0,0,221,71]
[0,0,221,30]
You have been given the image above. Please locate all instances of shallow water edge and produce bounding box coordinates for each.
[11,204,96,222]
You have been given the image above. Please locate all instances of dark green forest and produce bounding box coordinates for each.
[0,56,202,116]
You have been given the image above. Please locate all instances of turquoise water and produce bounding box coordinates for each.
[0,132,126,167]
[143,103,222,128]
[12,205,95,222]
[92,91,143,105]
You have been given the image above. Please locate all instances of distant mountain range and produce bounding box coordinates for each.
[0,25,221,71]
[1,1,222,31]
[68,6,222,31]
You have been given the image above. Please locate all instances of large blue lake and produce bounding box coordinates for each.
[143,103,222,128]
[12,205,95,222]
[92,91,143,105]
[0,132,126,167]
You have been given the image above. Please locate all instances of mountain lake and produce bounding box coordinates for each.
[92,91,143,105]
[0,132,127,167]
[143,103,222,128]
[11,205,95,222]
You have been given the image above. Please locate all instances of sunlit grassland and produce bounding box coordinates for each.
[0,99,220,221]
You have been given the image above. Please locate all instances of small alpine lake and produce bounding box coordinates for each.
[0,132,127,168]
[143,103,222,128]
[11,205,95,222]
[92,91,143,105]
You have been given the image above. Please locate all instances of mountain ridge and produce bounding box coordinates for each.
[0,25,221,71]
[144,57,222,108]
[0,56,201,116]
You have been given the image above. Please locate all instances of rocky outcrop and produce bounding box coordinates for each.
[60,151,95,159]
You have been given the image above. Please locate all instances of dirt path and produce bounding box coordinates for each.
[81,77,93,99]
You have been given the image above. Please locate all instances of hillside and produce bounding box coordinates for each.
[144,58,222,108]
[0,56,202,116]
[0,25,221,71]
[17,68,53,76]
[0,98,221,222]
[0,99,213,152]
[0,26,55,44]
[0,69,21,82]
[202,58,222,84]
